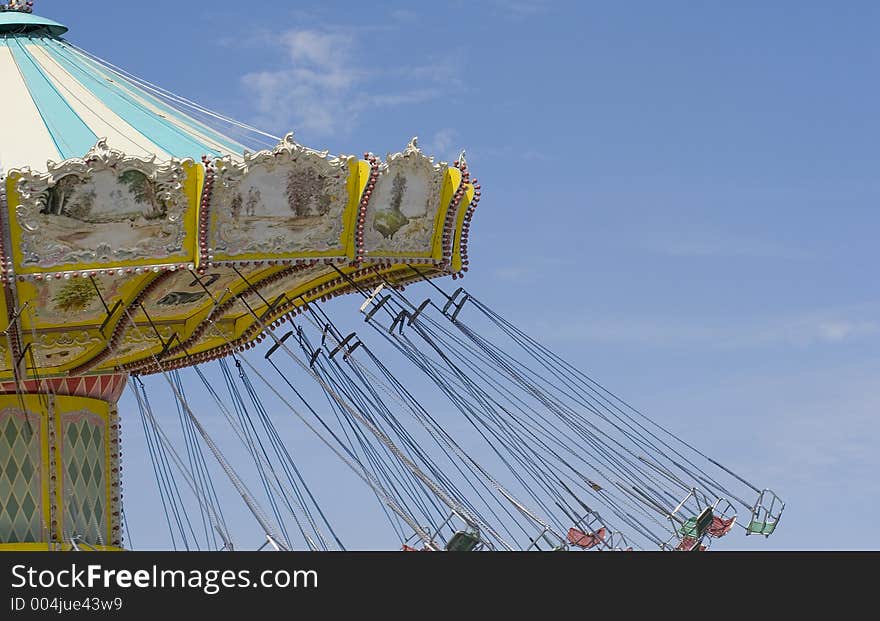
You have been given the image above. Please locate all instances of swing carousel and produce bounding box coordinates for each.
[0,3,783,552]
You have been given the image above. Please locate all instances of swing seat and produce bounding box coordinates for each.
[747,520,777,536]
[679,507,713,538]
[679,518,699,537]
[708,516,735,538]
[675,537,707,552]
[446,530,481,552]
[747,489,784,537]
[567,527,606,549]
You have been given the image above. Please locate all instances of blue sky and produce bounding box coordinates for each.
[41,0,880,550]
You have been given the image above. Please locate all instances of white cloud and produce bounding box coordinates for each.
[642,232,812,260]
[530,306,880,349]
[488,0,552,19]
[494,265,540,283]
[240,28,460,138]
[493,255,573,284]
[279,30,353,71]
[473,145,548,163]
[423,128,460,163]
[814,319,878,343]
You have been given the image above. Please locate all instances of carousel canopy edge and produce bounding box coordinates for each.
[0,131,478,380]
[0,10,480,381]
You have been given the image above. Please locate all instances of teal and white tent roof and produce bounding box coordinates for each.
[0,10,258,172]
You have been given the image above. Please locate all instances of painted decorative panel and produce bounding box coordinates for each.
[21,272,144,328]
[24,330,105,371]
[225,264,330,315]
[8,140,198,272]
[210,135,353,260]
[136,266,259,321]
[363,140,446,258]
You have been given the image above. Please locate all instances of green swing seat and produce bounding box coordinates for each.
[446,531,481,552]
[679,507,714,538]
[747,520,777,536]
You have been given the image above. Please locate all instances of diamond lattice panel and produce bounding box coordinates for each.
[62,414,106,545]
[0,411,42,543]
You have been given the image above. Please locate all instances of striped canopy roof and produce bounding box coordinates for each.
[0,13,249,172]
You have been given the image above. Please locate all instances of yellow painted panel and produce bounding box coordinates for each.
[344,159,371,260]
[14,273,162,377]
[432,167,463,260]
[54,394,112,545]
[93,320,181,371]
[451,183,475,274]
[0,285,11,377]
[0,543,124,552]
[17,273,154,331]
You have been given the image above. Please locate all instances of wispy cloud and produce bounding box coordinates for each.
[472,145,548,163]
[531,306,880,349]
[240,27,461,137]
[494,266,541,283]
[641,232,812,260]
[493,255,572,284]
[648,359,880,549]
[422,128,461,163]
[488,0,552,19]
[707,361,880,495]
[388,9,419,23]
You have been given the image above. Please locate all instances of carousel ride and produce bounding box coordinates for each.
[0,3,783,552]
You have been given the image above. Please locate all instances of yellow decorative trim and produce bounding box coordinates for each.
[152,263,444,370]
[345,160,371,261]
[2,149,476,376]
[0,543,124,552]
[52,398,61,542]
[41,397,51,543]
[433,167,463,260]
[0,289,11,381]
[452,183,475,274]
[5,172,23,269]
[181,159,204,269]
